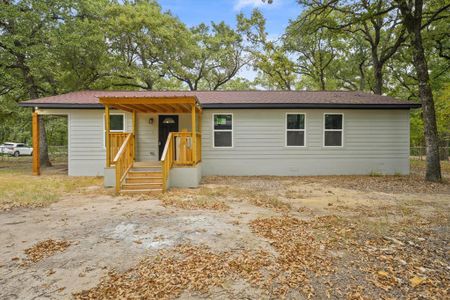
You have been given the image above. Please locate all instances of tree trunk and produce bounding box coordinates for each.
[359,61,366,91]
[373,62,383,95]
[319,70,326,90]
[20,56,52,168]
[39,117,52,167]
[397,0,441,181]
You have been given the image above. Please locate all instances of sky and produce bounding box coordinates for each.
[159,0,301,37]
[158,0,302,80]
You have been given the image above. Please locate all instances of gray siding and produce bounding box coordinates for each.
[201,109,410,175]
[136,113,193,161]
[39,108,410,177]
[136,113,158,161]
[39,109,131,176]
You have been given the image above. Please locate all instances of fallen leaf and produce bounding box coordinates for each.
[410,276,426,288]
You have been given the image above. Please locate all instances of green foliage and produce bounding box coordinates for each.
[237,9,298,90]
[0,0,448,154]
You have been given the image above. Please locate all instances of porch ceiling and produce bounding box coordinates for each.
[98,96,200,113]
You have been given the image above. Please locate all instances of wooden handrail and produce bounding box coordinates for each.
[161,132,173,162]
[109,132,129,166]
[113,133,134,193]
[161,132,174,192]
[113,133,132,163]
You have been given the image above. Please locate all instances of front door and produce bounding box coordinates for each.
[158,115,179,159]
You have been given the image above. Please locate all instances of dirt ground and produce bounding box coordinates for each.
[0,159,449,299]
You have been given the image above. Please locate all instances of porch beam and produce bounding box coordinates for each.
[32,111,40,176]
[151,103,170,113]
[125,104,149,113]
[164,103,179,112]
[141,104,159,113]
[179,103,192,112]
[111,104,134,112]
[105,105,111,167]
[191,104,197,163]
[99,97,197,105]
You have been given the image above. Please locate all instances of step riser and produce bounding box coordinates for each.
[122,183,163,190]
[131,168,162,172]
[125,177,163,184]
[128,172,162,178]
[121,189,163,194]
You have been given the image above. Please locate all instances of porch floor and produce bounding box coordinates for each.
[133,161,161,167]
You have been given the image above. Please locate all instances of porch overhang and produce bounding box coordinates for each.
[98,96,201,113]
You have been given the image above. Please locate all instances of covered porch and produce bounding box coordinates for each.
[100,96,202,193]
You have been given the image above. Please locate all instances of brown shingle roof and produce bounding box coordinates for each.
[19,90,421,109]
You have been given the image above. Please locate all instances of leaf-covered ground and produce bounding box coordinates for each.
[0,159,448,299]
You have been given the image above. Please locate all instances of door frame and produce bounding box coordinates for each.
[158,114,179,160]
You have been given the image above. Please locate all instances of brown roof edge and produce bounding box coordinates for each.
[19,102,421,109]
[17,90,422,109]
[201,103,422,109]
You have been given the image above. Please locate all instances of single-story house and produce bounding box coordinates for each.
[19,90,420,193]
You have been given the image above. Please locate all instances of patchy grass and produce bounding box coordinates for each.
[411,159,450,176]
[247,193,291,211]
[0,158,103,210]
[158,187,230,211]
[1,161,449,299]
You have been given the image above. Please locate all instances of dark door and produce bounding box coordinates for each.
[158,115,179,159]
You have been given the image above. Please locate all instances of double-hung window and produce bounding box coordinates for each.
[324,113,343,147]
[286,113,306,147]
[103,113,125,147]
[213,113,233,148]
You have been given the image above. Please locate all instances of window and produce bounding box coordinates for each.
[103,113,125,147]
[109,114,125,131]
[213,113,232,148]
[286,113,305,147]
[324,114,343,147]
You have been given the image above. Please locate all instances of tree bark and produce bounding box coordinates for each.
[359,60,366,91]
[397,0,441,181]
[373,62,383,95]
[39,117,52,167]
[19,55,52,168]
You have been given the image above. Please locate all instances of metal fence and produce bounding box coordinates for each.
[410,147,449,161]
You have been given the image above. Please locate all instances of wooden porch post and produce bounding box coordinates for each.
[132,110,136,161]
[198,108,202,134]
[191,104,197,164]
[105,105,111,167]
[32,111,40,176]
[198,108,202,162]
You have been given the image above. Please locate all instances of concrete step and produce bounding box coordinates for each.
[125,176,163,184]
[122,182,163,190]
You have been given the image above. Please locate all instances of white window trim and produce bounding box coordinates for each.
[103,112,126,148]
[212,113,233,148]
[285,113,307,148]
[323,113,344,148]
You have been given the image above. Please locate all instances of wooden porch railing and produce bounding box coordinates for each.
[109,132,129,166]
[161,131,202,191]
[161,132,174,192]
[113,133,134,193]
[196,132,202,164]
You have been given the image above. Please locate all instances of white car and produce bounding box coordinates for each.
[0,142,33,157]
